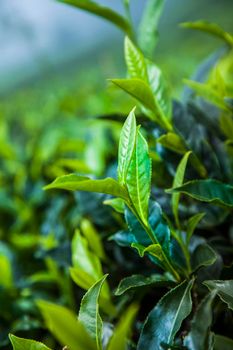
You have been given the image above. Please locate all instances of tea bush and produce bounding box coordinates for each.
[2,1,233,349]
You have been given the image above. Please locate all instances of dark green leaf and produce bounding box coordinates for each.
[138,279,194,350]
[126,129,151,225]
[9,334,52,350]
[44,174,128,201]
[214,335,233,350]
[167,179,233,208]
[184,292,216,350]
[192,244,217,272]
[118,108,137,185]
[78,275,108,350]
[186,213,205,243]
[204,280,233,310]
[37,301,96,350]
[58,0,133,37]
[138,0,165,58]
[115,274,174,296]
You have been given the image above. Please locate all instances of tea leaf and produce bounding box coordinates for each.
[157,133,187,154]
[214,335,233,350]
[9,334,52,350]
[79,275,108,350]
[167,179,233,208]
[204,280,233,310]
[58,0,133,37]
[107,303,138,350]
[44,174,128,200]
[118,108,137,185]
[38,301,96,350]
[184,79,229,111]
[186,213,205,243]
[192,244,217,272]
[138,279,194,349]
[125,37,148,81]
[138,0,165,58]
[115,274,173,296]
[172,151,192,227]
[80,219,107,261]
[147,62,172,123]
[111,78,157,112]
[126,130,151,225]
[181,21,233,47]
[103,198,125,213]
[184,292,216,350]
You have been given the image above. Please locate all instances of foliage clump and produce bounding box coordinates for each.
[1,1,233,350]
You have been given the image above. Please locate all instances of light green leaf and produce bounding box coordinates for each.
[126,129,151,225]
[214,335,233,350]
[115,274,174,296]
[204,280,233,310]
[172,151,192,227]
[0,254,13,288]
[157,132,187,154]
[146,61,172,123]
[58,0,133,38]
[125,37,148,81]
[118,108,137,185]
[103,198,125,213]
[181,21,233,47]
[80,219,107,261]
[107,303,138,350]
[44,174,128,201]
[138,0,165,58]
[192,244,217,272]
[72,229,103,282]
[70,267,97,290]
[79,275,108,350]
[111,78,157,112]
[186,213,205,243]
[167,179,233,208]
[37,301,96,350]
[9,334,52,350]
[132,242,163,261]
[138,279,194,349]
[184,292,216,350]
[184,79,229,111]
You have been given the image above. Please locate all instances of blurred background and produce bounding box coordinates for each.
[1,0,233,94]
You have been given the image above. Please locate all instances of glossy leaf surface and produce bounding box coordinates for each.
[184,292,216,350]
[204,280,233,310]
[137,279,194,349]
[118,108,137,185]
[126,130,151,225]
[167,179,233,208]
[115,274,173,296]
[78,275,108,350]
